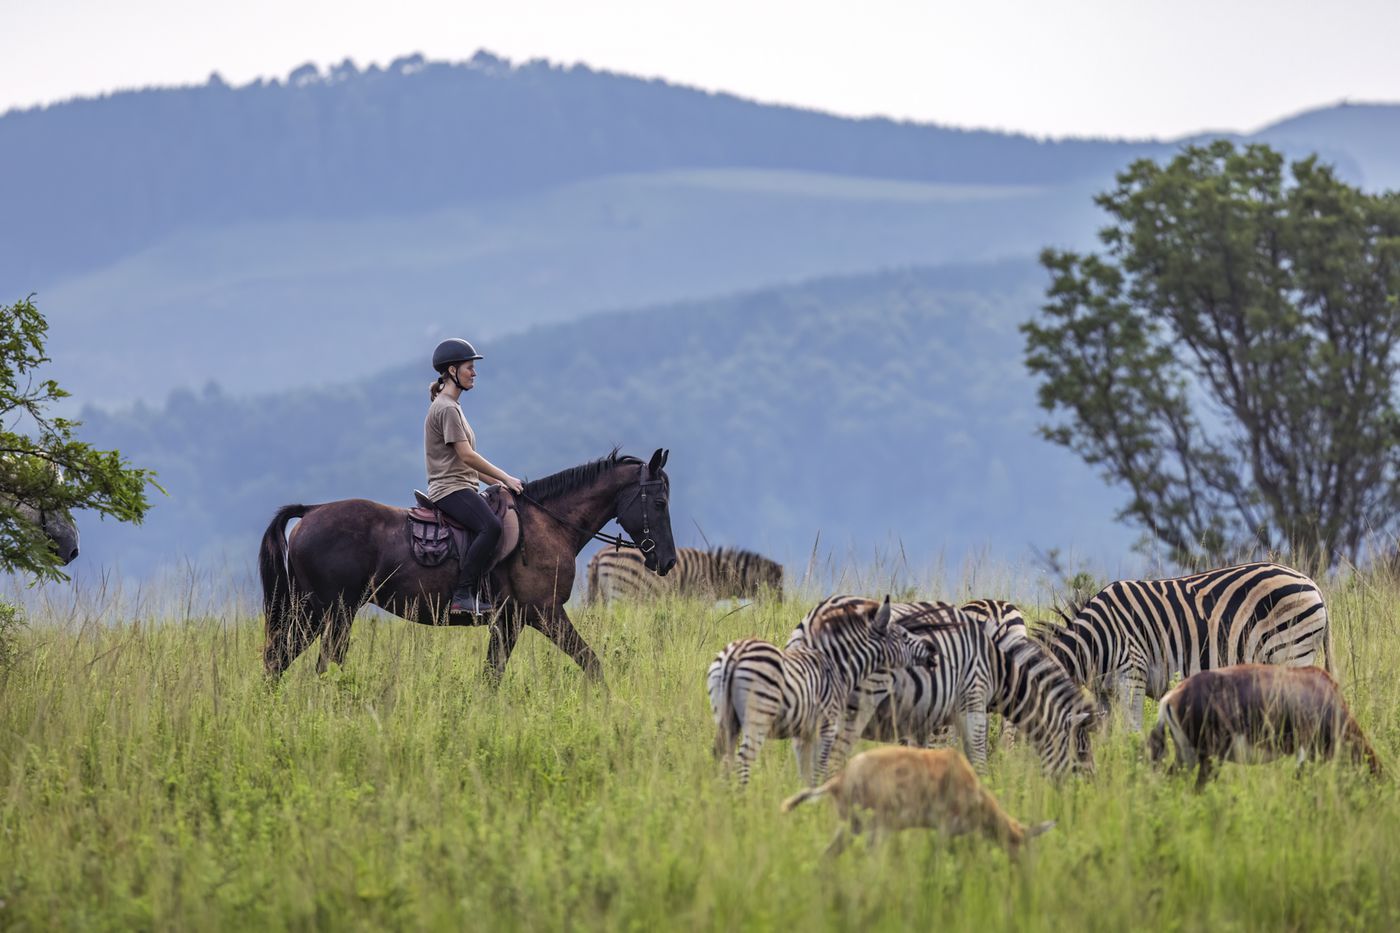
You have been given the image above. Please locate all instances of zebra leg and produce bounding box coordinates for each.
[736,716,773,787]
[1113,668,1148,733]
[815,715,841,784]
[959,702,990,771]
[792,736,820,787]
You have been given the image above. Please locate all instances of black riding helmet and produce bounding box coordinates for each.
[433,338,484,372]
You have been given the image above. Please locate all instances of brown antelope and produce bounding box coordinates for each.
[1149,664,1383,790]
[780,746,1055,858]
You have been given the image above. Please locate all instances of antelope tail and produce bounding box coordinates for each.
[781,775,840,813]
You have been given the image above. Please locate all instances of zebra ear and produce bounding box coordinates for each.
[873,595,892,632]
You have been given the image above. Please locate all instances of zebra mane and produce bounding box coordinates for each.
[1051,589,1096,625]
[520,448,642,503]
[790,595,883,645]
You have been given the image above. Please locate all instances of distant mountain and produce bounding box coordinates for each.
[72,260,1141,581]
[6,52,1395,407]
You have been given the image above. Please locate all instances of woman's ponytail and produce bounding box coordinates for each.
[429,375,445,400]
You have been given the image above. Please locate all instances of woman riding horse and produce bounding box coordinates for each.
[260,446,678,684]
[424,338,524,615]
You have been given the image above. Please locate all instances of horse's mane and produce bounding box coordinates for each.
[520,448,642,503]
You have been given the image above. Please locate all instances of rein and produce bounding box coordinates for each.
[517,484,658,553]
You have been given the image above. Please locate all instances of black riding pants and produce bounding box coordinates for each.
[433,488,503,591]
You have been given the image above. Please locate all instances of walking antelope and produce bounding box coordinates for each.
[781,746,1056,859]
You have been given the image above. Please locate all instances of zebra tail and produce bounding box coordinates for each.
[708,655,738,761]
[781,775,840,813]
[1323,610,1337,678]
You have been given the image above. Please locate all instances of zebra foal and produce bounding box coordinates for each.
[588,545,782,604]
[707,595,929,786]
[1043,562,1333,732]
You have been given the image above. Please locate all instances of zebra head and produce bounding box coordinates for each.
[871,596,932,669]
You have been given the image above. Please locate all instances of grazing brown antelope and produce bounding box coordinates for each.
[780,746,1055,858]
[1149,664,1383,790]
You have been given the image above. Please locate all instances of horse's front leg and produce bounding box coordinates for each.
[527,604,604,683]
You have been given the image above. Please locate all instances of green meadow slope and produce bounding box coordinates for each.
[0,568,1396,929]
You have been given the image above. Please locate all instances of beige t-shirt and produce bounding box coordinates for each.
[424,393,479,499]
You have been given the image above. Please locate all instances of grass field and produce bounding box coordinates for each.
[1,569,1398,931]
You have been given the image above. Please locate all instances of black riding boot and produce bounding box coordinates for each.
[435,489,503,616]
[450,574,495,616]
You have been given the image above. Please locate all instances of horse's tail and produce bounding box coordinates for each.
[260,504,316,676]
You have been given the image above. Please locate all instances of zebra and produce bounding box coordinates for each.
[789,600,997,770]
[800,597,1096,776]
[708,595,930,786]
[588,545,782,604]
[985,616,1099,777]
[1041,561,1334,732]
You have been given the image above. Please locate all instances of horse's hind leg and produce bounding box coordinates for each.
[265,594,323,677]
[317,594,361,674]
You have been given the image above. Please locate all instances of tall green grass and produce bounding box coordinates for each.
[0,569,1397,930]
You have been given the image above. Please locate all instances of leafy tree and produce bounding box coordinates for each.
[2,296,158,580]
[1024,141,1400,565]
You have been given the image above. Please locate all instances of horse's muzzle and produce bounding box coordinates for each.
[658,556,676,576]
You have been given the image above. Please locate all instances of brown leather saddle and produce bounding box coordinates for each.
[407,487,521,570]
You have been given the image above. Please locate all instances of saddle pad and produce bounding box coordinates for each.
[406,487,520,570]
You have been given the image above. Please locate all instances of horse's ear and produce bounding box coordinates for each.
[648,449,665,473]
[660,449,669,469]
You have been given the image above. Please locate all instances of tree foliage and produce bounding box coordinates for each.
[1024,141,1400,564]
[1,296,157,580]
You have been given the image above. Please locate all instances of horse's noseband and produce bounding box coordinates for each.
[620,471,666,556]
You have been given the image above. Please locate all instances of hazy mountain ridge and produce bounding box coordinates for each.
[1,51,1162,286]
[71,260,1139,580]
[9,52,1397,406]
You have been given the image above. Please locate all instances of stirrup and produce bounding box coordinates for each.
[449,592,495,616]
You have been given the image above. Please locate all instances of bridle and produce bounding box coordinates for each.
[517,468,666,555]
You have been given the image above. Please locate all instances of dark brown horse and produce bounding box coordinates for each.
[259,449,677,682]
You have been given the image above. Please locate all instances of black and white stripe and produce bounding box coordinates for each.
[1043,561,1333,731]
[986,616,1099,776]
[792,601,997,769]
[589,545,782,603]
[707,595,929,786]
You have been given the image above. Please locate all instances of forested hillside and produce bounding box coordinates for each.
[74,261,1137,580]
[9,54,1395,404]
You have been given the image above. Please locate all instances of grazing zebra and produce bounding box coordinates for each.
[588,545,782,603]
[856,602,999,769]
[1043,562,1333,732]
[708,595,930,786]
[986,616,1099,776]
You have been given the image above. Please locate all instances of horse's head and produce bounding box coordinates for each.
[615,448,677,576]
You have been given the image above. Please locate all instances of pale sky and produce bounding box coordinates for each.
[4,0,1399,139]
